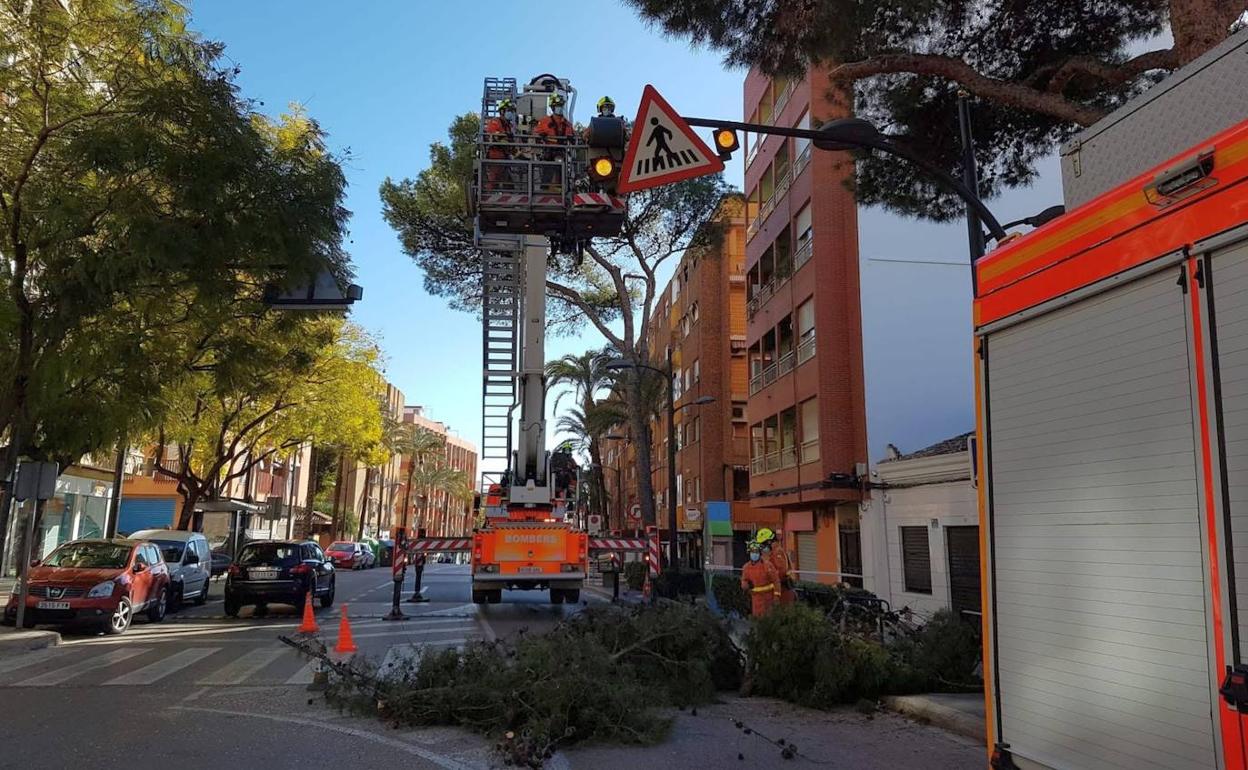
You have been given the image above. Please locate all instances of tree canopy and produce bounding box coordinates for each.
[627,0,1247,219]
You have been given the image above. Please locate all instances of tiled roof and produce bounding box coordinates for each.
[881,431,974,463]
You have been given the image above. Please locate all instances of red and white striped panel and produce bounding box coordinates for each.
[588,537,649,552]
[407,538,471,552]
[572,192,625,208]
[647,533,662,577]
[533,194,564,206]
[481,194,530,205]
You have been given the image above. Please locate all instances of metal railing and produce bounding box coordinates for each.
[748,370,763,395]
[794,144,812,177]
[764,450,782,473]
[750,455,766,476]
[776,349,795,376]
[800,438,820,464]
[794,238,813,270]
[797,335,816,364]
[781,445,798,469]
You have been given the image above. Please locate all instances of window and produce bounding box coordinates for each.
[795,203,812,246]
[693,358,700,384]
[800,398,819,463]
[673,371,682,400]
[732,402,747,421]
[794,110,811,160]
[691,416,701,443]
[695,477,702,502]
[690,302,700,322]
[900,527,932,594]
[797,298,816,363]
[672,274,681,300]
[675,475,683,506]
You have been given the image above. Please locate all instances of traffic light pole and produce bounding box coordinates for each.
[682,117,1008,243]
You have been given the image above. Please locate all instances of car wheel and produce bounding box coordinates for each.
[319,578,335,608]
[194,580,209,605]
[147,587,168,623]
[106,598,133,635]
[223,595,241,618]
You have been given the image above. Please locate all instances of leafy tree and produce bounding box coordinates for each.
[381,115,730,525]
[627,0,1248,218]
[154,318,385,529]
[0,1,349,551]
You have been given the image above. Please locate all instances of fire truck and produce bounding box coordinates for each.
[975,30,1248,770]
[407,74,656,603]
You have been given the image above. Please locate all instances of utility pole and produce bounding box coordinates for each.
[957,91,985,295]
[105,442,126,538]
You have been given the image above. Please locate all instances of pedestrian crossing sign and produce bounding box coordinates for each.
[617,85,724,193]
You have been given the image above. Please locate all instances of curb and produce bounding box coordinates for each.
[0,629,61,655]
[883,695,985,742]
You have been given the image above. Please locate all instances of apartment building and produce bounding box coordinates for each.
[399,405,479,538]
[626,195,781,569]
[743,67,869,584]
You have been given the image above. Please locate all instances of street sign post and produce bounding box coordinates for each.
[13,461,59,631]
[617,85,724,193]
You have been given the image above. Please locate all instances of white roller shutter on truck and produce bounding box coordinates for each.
[985,268,1217,770]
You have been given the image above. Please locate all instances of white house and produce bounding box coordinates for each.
[861,431,980,621]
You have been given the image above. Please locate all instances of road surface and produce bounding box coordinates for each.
[0,563,982,769]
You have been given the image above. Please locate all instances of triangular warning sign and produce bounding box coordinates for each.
[617,85,725,194]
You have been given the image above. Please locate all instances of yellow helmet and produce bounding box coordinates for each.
[756,527,775,545]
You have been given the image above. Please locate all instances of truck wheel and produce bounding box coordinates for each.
[472,590,485,604]
[550,589,565,604]
[565,589,580,604]
[487,590,502,604]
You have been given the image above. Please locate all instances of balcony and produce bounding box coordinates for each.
[776,349,795,376]
[794,238,813,270]
[800,438,820,464]
[797,335,816,365]
[751,445,799,476]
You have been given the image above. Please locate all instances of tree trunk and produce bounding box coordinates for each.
[628,383,657,528]
[401,461,415,533]
[177,488,201,531]
[1170,0,1243,64]
[587,438,608,518]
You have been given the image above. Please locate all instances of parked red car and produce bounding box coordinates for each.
[325,541,364,570]
[3,538,171,635]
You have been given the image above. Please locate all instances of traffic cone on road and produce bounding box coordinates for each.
[334,604,358,656]
[297,591,319,635]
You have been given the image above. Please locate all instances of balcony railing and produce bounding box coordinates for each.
[794,238,813,270]
[776,350,795,376]
[764,450,782,473]
[794,143,812,177]
[750,455,766,476]
[797,335,816,364]
[781,445,798,469]
[800,438,820,464]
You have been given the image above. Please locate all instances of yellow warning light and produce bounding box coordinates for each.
[714,128,740,157]
[590,156,617,180]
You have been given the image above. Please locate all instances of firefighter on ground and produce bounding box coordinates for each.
[757,527,796,605]
[484,98,517,189]
[741,541,780,617]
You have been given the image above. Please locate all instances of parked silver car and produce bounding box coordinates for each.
[130,529,212,610]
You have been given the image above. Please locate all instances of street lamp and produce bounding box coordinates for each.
[605,354,714,573]
[682,115,1009,242]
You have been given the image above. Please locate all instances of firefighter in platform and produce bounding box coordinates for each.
[741,541,780,617]
[757,527,796,605]
[484,98,517,189]
[534,93,574,190]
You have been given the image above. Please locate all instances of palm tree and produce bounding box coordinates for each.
[395,424,446,534]
[546,349,615,518]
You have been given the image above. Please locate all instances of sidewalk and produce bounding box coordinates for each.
[883,692,986,741]
[0,628,60,654]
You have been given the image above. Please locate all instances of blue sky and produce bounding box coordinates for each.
[188,1,1064,467]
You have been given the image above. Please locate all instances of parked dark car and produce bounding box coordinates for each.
[3,539,170,635]
[223,540,334,617]
[377,539,395,567]
[210,550,232,577]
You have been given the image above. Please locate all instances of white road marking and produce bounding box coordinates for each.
[197,646,286,685]
[171,705,479,770]
[14,647,150,687]
[0,646,72,676]
[104,647,219,686]
[346,626,477,642]
[285,662,316,685]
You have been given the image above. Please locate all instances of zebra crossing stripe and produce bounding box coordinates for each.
[285,662,316,685]
[104,647,219,686]
[197,646,286,685]
[15,647,150,687]
[0,645,72,676]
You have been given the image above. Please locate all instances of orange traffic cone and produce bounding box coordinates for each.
[297,591,319,635]
[334,604,358,656]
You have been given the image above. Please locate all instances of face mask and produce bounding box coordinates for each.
[552,106,564,117]
[503,111,516,123]
[600,107,613,116]
[749,552,760,562]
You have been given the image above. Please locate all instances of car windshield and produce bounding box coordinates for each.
[150,540,185,563]
[237,544,299,567]
[43,542,130,569]
[329,542,354,551]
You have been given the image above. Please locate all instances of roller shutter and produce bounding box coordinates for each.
[986,268,1215,770]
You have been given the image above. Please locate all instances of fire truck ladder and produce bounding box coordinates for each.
[481,249,521,466]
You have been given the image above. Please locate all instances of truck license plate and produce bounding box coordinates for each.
[37,601,69,610]
[518,566,542,574]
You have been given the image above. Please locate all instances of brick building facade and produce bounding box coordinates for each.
[743,67,868,584]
